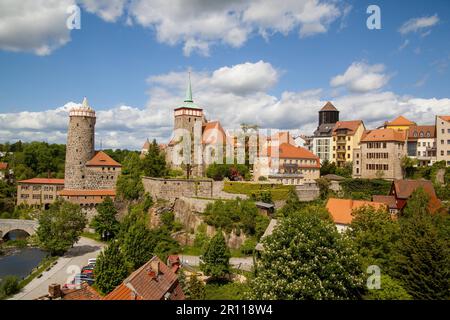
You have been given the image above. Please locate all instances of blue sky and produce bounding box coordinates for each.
[0,0,449,149]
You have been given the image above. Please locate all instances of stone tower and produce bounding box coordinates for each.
[64,97,96,190]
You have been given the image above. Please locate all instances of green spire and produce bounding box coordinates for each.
[184,71,193,103]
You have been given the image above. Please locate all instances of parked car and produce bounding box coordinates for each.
[81,265,94,275]
[62,273,94,289]
[88,258,96,266]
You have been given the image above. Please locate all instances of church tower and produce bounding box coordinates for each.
[64,97,96,190]
[318,101,339,126]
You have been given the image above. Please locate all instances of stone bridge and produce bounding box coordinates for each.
[0,219,39,239]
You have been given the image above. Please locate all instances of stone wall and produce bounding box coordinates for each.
[295,183,320,201]
[142,177,223,200]
[84,166,121,189]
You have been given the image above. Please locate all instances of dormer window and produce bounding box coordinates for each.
[413,132,418,137]
[419,132,424,138]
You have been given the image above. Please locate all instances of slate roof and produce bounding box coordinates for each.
[320,101,338,112]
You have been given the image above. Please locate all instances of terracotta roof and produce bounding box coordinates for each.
[438,115,450,122]
[385,115,416,126]
[332,120,364,136]
[270,132,295,145]
[86,151,121,167]
[407,125,436,139]
[202,121,228,145]
[142,139,150,150]
[372,195,397,209]
[320,101,338,112]
[18,178,64,185]
[392,179,442,213]
[62,283,102,300]
[360,128,407,142]
[104,256,184,300]
[326,198,387,225]
[0,162,8,170]
[58,189,116,196]
[270,143,319,160]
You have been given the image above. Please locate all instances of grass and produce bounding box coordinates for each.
[223,181,291,201]
[81,231,103,242]
[204,280,248,300]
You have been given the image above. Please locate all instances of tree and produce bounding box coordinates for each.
[116,153,144,200]
[185,274,206,300]
[400,156,417,179]
[200,231,230,279]
[0,276,20,298]
[315,177,331,200]
[121,219,155,269]
[348,206,400,272]
[392,188,450,300]
[364,275,412,300]
[94,241,129,294]
[248,211,365,300]
[277,187,301,217]
[90,197,120,241]
[37,199,87,256]
[142,139,168,178]
[320,159,336,176]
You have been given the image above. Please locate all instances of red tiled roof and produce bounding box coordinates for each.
[62,283,102,300]
[332,120,364,136]
[269,143,320,163]
[372,195,398,209]
[0,162,8,170]
[18,178,64,185]
[326,198,387,225]
[58,189,116,196]
[320,101,338,111]
[361,128,407,142]
[86,151,121,167]
[202,121,229,145]
[392,179,442,213]
[386,115,416,126]
[407,125,436,139]
[103,256,185,300]
[438,115,450,122]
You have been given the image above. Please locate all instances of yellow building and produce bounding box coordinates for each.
[331,120,365,167]
[383,115,416,131]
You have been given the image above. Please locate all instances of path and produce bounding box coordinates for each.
[10,237,105,300]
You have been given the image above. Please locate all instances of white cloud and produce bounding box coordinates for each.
[80,0,127,22]
[330,61,390,93]
[0,0,75,55]
[399,14,439,35]
[2,61,449,149]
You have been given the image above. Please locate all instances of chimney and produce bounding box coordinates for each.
[48,283,62,299]
[150,260,160,276]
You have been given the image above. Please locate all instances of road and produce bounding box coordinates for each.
[179,254,254,272]
[10,237,105,300]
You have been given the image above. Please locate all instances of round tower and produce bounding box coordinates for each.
[64,97,96,190]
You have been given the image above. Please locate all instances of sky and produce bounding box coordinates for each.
[0,0,449,150]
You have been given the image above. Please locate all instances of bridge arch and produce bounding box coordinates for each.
[0,219,38,239]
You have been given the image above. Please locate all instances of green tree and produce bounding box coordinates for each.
[186,274,206,300]
[400,156,417,179]
[90,197,120,240]
[248,211,365,300]
[315,177,331,200]
[392,188,450,300]
[200,231,230,279]
[94,241,129,294]
[121,219,155,269]
[0,276,20,298]
[364,275,412,300]
[116,153,144,200]
[348,206,400,271]
[320,159,336,176]
[277,187,301,217]
[142,139,168,177]
[37,199,87,256]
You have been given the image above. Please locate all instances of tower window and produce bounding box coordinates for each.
[77,123,79,127]
[82,175,85,179]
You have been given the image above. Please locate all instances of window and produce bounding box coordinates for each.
[347,146,350,150]
[442,129,445,134]
[441,140,444,144]
[419,132,424,137]
[413,132,418,137]
[356,168,359,174]
[383,142,387,148]
[347,154,350,158]
[427,132,431,137]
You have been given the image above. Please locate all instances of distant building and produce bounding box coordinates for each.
[0,162,8,180]
[17,178,64,208]
[310,102,340,163]
[436,115,450,166]
[383,115,417,131]
[407,125,437,166]
[104,256,185,300]
[253,143,320,185]
[61,98,122,210]
[373,179,442,214]
[331,120,365,167]
[353,128,408,180]
[325,198,388,232]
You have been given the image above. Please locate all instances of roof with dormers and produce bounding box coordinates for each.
[332,120,364,136]
[86,151,121,167]
[407,125,436,140]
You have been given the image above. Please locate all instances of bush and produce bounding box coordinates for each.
[224,182,291,201]
[0,276,20,297]
[340,179,391,200]
[240,238,257,255]
[258,176,267,181]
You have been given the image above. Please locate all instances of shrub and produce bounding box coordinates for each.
[0,276,20,297]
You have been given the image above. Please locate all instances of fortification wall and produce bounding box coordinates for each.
[142,177,220,200]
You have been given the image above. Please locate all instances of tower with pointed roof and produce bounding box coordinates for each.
[318,101,339,126]
[64,97,97,189]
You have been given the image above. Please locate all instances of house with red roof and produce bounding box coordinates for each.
[17,178,65,208]
[104,256,185,300]
[254,142,320,185]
